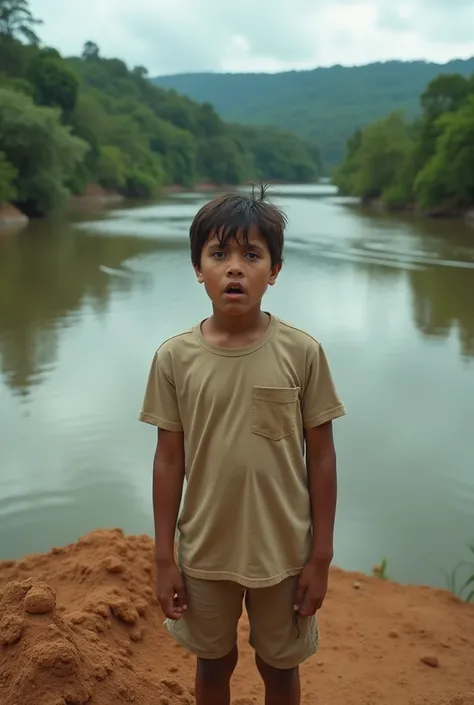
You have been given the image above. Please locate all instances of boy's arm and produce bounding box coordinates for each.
[153,427,187,619]
[305,420,337,565]
[153,427,185,564]
[295,341,344,617]
[294,420,337,617]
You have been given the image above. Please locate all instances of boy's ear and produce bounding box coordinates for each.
[193,264,204,283]
[268,263,282,286]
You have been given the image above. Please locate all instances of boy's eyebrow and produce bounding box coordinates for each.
[246,242,265,252]
[206,241,266,252]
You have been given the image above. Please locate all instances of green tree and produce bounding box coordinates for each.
[197,136,246,185]
[0,0,42,43]
[125,169,161,199]
[144,114,196,186]
[233,125,319,182]
[332,129,362,193]
[414,73,472,173]
[415,95,474,211]
[132,65,148,79]
[0,150,17,202]
[357,112,414,200]
[0,34,36,78]
[0,71,34,96]
[197,103,224,138]
[67,91,107,188]
[27,51,79,117]
[421,73,471,121]
[82,41,99,61]
[334,112,415,205]
[154,91,198,134]
[97,145,127,191]
[0,87,89,215]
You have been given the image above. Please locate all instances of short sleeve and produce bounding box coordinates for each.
[301,342,346,429]
[138,347,183,431]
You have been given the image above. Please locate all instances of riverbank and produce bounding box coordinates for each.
[0,203,28,230]
[161,181,236,195]
[357,197,474,224]
[1,529,473,705]
[0,187,124,230]
[0,183,245,229]
[68,183,125,207]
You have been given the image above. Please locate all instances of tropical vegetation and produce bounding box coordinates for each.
[153,58,474,169]
[0,0,321,217]
[333,72,474,215]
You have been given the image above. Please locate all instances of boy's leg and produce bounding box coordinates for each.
[164,574,244,705]
[255,654,301,705]
[195,644,238,705]
[246,576,318,705]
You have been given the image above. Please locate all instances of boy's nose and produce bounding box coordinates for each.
[226,259,244,276]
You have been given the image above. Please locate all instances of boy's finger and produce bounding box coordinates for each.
[175,581,188,610]
[161,596,176,619]
[162,596,184,620]
[166,610,183,620]
[294,581,306,611]
[299,596,316,617]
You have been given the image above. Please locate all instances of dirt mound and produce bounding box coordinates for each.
[439,696,474,705]
[1,528,474,705]
[0,568,194,705]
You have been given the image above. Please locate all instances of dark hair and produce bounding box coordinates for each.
[189,184,286,267]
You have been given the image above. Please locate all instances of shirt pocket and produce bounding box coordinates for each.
[251,386,299,441]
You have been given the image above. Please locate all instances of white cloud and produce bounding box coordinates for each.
[29,0,474,74]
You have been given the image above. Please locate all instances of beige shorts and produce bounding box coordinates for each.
[165,574,318,670]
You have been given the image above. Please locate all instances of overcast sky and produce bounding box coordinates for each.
[29,0,474,76]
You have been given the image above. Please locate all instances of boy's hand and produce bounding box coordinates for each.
[156,562,187,620]
[294,560,330,617]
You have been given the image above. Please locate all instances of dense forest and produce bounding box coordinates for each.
[0,0,321,217]
[153,58,474,169]
[333,72,474,215]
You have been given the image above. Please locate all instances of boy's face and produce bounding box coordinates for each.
[194,227,281,315]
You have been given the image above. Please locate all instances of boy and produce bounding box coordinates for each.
[139,185,346,705]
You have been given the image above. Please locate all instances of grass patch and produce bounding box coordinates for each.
[445,543,474,603]
[372,557,389,580]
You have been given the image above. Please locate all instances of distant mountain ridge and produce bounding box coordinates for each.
[152,58,474,169]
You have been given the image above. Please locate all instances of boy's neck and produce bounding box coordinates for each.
[203,306,270,346]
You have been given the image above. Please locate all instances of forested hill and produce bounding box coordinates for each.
[333,71,474,215]
[0,1,321,219]
[152,58,474,169]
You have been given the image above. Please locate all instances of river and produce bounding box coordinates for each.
[1,184,473,591]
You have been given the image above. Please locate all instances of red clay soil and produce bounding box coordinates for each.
[0,203,28,228]
[68,184,124,210]
[1,529,473,705]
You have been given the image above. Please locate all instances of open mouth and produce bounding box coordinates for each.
[224,283,245,296]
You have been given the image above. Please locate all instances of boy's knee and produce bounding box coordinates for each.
[197,645,238,683]
[255,653,299,687]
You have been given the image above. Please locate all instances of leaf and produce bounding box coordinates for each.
[460,574,474,594]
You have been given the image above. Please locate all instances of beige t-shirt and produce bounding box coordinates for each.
[139,314,346,588]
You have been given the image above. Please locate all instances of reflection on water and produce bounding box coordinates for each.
[0,465,153,561]
[349,207,474,358]
[0,213,185,395]
[1,188,473,588]
[409,266,474,357]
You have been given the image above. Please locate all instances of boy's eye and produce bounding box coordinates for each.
[210,250,259,260]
